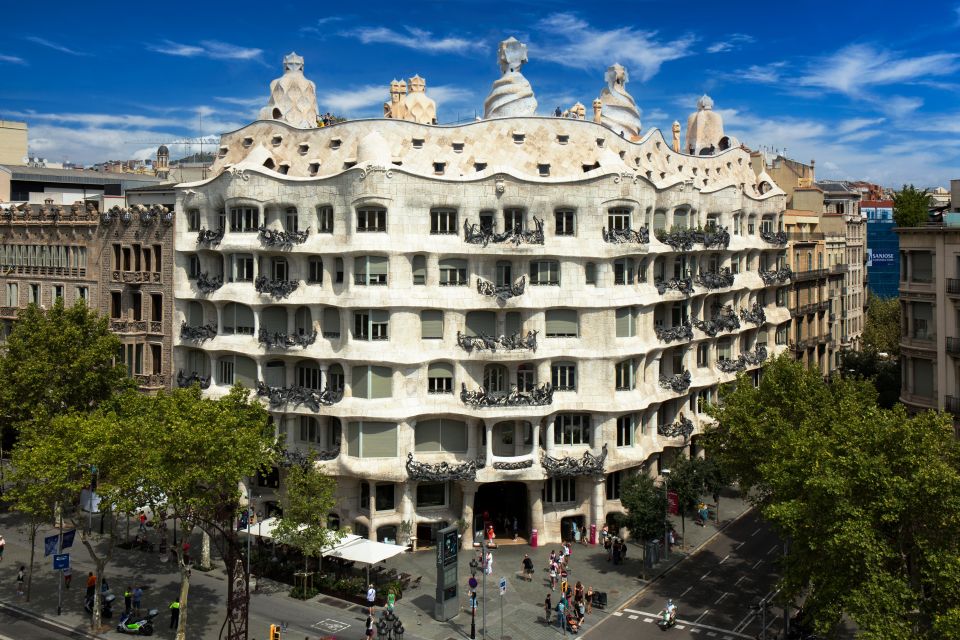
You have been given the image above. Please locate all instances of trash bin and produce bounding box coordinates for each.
[589,523,597,545]
[530,528,538,548]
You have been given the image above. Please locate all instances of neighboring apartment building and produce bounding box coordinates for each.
[863,199,898,298]
[750,153,814,208]
[0,164,161,204]
[818,181,866,352]
[172,49,791,544]
[0,120,28,166]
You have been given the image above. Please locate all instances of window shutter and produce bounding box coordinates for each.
[369,255,389,276]
[188,302,203,326]
[323,308,340,335]
[428,362,454,378]
[421,310,443,339]
[264,362,285,387]
[439,258,466,270]
[415,419,442,452]
[412,254,426,284]
[371,309,389,323]
[347,422,360,456]
[465,311,496,337]
[505,312,521,336]
[441,419,468,453]
[262,306,286,333]
[369,366,393,398]
[353,256,366,280]
[235,356,257,387]
[361,422,397,457]
[546,309,578,336]
[352,366,369,398]
[615,307,632,338]
[585,262,596,284]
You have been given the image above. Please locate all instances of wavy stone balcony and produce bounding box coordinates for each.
[740,303,766,325]
[655,321,694,343]
[717,346,769,373]
[258,226,309,247]
[602,226,649,244]
[258,328,317,349]
[655,226,730,251]
[180,321,217,342]
[693,306,741,337]
[463,217,545,247]
[197,227,224,246]
[760,229,788,245]
[655,276,695,295]
[177,370,211,389]
[254,275,299,298]
[695,268,735,290]
[456,330,538,353]
[459,382,553,407]
[255,382,343,411]
[658,415,694,439]
[659,370,692,393]
[541,444,608,478]
[195,272,223,293]
[477,276,525,301]
[759,267,793,285]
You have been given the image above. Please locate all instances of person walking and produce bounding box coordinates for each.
[585,586,594,614]
[62,566,72,589]
[0,535,5,562]
[548,560,557,590]
[484,550,493,575]
[132,585,143,614]
[16,566,25,597]
[124,586,132,613]
[85,572,96,598]
[366,584,376,615]
[521,554,534,582]
[169,598,180,630]
[365,614,375,638]
[556,598,565,629]
[543,593,552,624]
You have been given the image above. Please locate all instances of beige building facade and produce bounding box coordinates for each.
[0,120,28,166]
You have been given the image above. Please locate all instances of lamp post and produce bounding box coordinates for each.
[468,581,477,639]
[662,468,671,559]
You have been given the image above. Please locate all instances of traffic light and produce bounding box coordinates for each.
[269,624,281,640]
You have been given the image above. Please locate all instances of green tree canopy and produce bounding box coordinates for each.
[619,472,667,543]
[892,184,931,228]
[862,293,901,356]
[705,356,960,638]
[0,299,132,443]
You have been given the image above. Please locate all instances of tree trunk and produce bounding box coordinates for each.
[76,513,118,633]
[680,513,686,550]
[200,529,211,570]
[174,521,195,640]
[26,523,37,602]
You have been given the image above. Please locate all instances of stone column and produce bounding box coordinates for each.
[215,303,223,333]
[531,419,542,455]
[399,482,415,545]
[319,364,329,391]
[528,480,544,542]
[461,481,477,540]
[367,480,378,541]
[484,420,494,462]
[590,476,605,537]
[513,420,523,456]
[544,417,555,454]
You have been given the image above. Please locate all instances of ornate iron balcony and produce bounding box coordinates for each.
[759,266,793,285]
[740,303,766,325]
[717,346,769,373]
[406,452,481,481]
[541,444,608,478]
[659,370,692,393]
[177,369,211,389]
[254,275,299,298]
[695,268,735,290]
[101,205,132,225]
[693,305,741,337]
[760,229,788,245]
[602,226,649,244]
[655,226,730,251]
[463,217,545,246]
[655,321,694,343]
[134,373,166,388]
[258,328,318,349]
[258,225,309,247]
[658,415,694,439]
[195,272,223,293]
[456,330,538,352]
[255,382,343,411]
[180,321,217,342]
[110,320,148,334]
[281,449,339,467]
[477,276,525,301]
[492,459,534,470]
[655,276,695,295]
[460,382,553,407]
[197,227,224,245]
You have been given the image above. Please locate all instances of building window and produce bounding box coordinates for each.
[317,206,334,233]
[222,303,255,335]
[427,362,454,394]
[545,309,578,337]
[555,209,575,235]
[188,255,201,279]
[776,324,788,345]
[421,310,443,339]
[615,359,636,390]
[285,207,299,232]
[375,484,396,511]
[495,261,513,287]
[416,482,449,508]
[431,209,457,235]
[298,416,322,444]
[354,255,389,286]
[110,291,122,318]
[585,262,596,285]
[54,284,64,301]
[151,293,162,322]
[606,471,623,500]
[412,255,426,285]
[697,343,709,367]
[554,414,590,445]
[911,252,933,283]
[308,256,323,284]
[616,415,634,447]
[347,421,398,458]
[229,207,259,232]
[504,208,524,233]
[614,258,635,285]
[545,478,576,503]
[483,365,508,395]
[187,209,201,231]
[516,362,535,392]
[776,288,787,307]
[530,260,560,286]
[75,286,87,302]
[616,306,637,338]
[357,208,387,232]
[230,254,254,282]
[353,309,389,341]
[551,361,576,391]
[296,362,322,390]
[335,258,344,284]
[608,208,631,231]
[271,257,288,281]
[351,365,393,399]
[439,258,468,286]
[322,308,341,338]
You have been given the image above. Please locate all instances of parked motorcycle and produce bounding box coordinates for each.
[84,592,115,619]
[657,608,677,629]
[116,608,158,636]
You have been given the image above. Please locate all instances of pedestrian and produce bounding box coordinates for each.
[62,566,72,589]
[468,589,477,613]
[544,593,552,623]
[132,585,143,614]
[85,571,96,598]
[124,586,132,613]
[554,106,562,117]
[512,516,518,541]
[0,535,5,562]
[138,512,147,532]
[548,561,557,590]
[556,598,565,629]
[668,529,675,552]
[366,583,376,615]
[521,554,534,581]
[16,566,25,597]
[574,581,583,605]
[484,550,493,576]
[365,614,375,638]
[169,598,180,629]
[571,520,579,544]
[586,586,593,614]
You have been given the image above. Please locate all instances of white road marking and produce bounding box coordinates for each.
[680,585,694,598]
[628,614,638,620]
[734,576,746,586]
[643,618,653,623]
[612,612,623,617]
[734,614,755,632]
[700,570,712,580]
[714,592,730,604]
[723,636,735,640]
[676,625,686,629]
[735,541,745,550]
[750,528,761,537]
[752,559,763,570]
[690,629,702,634]
[695,609,711,622]
[767,544,779,555]
[707,633,717,638]
[622,610,753,638]
[719,554,730,564]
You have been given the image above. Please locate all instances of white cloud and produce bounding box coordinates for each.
[4,110,187,129]
[534,13,696,81]
[798,44,960,95]
[873,95,923,118]
[343,26,484,54]
[0,53,26,65]
[734,61,787,84]
[319,85,387,114]
[706,33,754,54]
[146,39,263,61]
[428,85,473,105]
[836,117,885,135]
[25,36,89,56]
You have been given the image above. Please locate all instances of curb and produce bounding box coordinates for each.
[0,600,100,639]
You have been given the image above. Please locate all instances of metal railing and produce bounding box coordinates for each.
[946,395,960,415]
[947,337,960,354]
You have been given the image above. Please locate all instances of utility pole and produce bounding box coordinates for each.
[662,469,671,559]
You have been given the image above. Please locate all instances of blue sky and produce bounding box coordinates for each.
[1,0,959,187]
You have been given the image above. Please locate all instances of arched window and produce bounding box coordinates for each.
[264,359,285,387]
[294,306,312,335]
[223,303,254,335]
[296,360,322,390]
[484,364,508,395]
[261,306,287,333]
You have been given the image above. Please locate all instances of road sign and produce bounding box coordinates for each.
[498,577,506,595]
[53,553,69,570]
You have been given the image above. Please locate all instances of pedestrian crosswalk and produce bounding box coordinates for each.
[612,608,747,640]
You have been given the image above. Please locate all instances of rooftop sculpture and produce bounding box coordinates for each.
[259,52,318,128]
[685,94,736,156]
[384,75,437,124]
[599,64,642,139]
[483,37,537,118]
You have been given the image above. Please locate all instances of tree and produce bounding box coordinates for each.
[862,293,901,357]
[666,455,706,545]
[704,355,960,639]
[0,299,132,446]
[841,349,901,409]
[272,457,342,597]
[892,184,931,228]
[619,472,667,543]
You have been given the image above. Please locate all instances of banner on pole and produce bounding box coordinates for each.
[44,533,59,557]
[61,529,76,550]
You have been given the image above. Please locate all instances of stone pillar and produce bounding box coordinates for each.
[319,364,329,391]
[531,419,542,455]
[484,420,493,462]
[545,417,555,453]
[461,481,477,540]
[590,476,605,535]
[367,480,378,541]
[399,482,415,545]
[528,480,544,541]
[513,420,523,456]
[215,304,223,333]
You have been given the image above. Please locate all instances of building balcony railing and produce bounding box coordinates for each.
[760,229,788,245]
[258,328,317,349]
[658,415,694,439]
[790,339,811,351]
[181,321,217,342]
[759,267,793,285]
[459,382,554,407]
[695,268,735,290]
[792,268,829,282]
[716,346,769,373]
[740,303,766,325]
[2,203,100,224]
[406,453,481,482]
[134,373,167,388]
[655,276,695,295]
[541,444,608,478]
[1,265,88,278]
[254,275,299,298]
[792,300,831,317]
[655,225,731,251]
[830,263,849,274]
[946,337,960,355]
[195,272,223,293]
[456,330,538,352]
[111,270,162,285]
[602,226,649,244]
[463,217,545,247]
[255,382,343,411]
[659,370,692,393]
[196,227,224,246]
[693,305,740,337]
[258,225,309,247]
[284,448,340,466]
[655,321,694,343]
[909,329,935,342]
[177,369,211,389]
[948,279,960,295]
[477,276,525,301]
[0,306,19,318]
[946,395,960,415]
[110,319,163,334]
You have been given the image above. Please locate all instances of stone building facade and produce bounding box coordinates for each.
[172,48,790,545]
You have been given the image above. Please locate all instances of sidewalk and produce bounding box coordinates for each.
[0,487,751,640]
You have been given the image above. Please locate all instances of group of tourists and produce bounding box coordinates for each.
[542,543,594,633]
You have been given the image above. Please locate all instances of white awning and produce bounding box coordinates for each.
[324,536,408,566]
[240,517,282,540]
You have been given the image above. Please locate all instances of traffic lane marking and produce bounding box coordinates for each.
[622,609,753,639]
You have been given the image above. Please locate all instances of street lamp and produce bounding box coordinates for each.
[467,581,478,639]
[473,527,488,640]
[662,469,671,559]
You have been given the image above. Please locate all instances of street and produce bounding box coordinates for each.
[588,511,787,640]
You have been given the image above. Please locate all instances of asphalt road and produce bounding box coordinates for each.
[587,511,788,640]
[0,609,86,640]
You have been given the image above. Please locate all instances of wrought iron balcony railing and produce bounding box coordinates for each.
[477,276,525,301]
[659,370,692,393]
[946,337,960,355]
[177,369,211,389]
[258,225,309,247]
[456,330,538,352]
[695,268,735,290]
[716,346,768,373]
[693,305,741,336]
[947,279,960,295]
[195,272,223,293]
[658,415,694,439]
[759,267,793,285]
[134,373,166,388]
[541,444,608,478]
[258,328,318,349]
[111,270,161,284]
[406,453,481,481]
[740,303,766,325]
[180,321,217,342]
[110,319,147,333]
[255,382,343,411]
[602,226,649,244]
[460,382,553,407]
[655,225,730,251]
[946,395,960,415]
[655,276,695,295]
[197,227,224,245]
[254,275,299,298]
[792,268,828,282]
[655,321,694,343]
[463,217,545,246]
[760,229,788,245]
[282,449,340,466]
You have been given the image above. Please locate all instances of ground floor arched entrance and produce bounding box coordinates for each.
[473,481,529,541]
